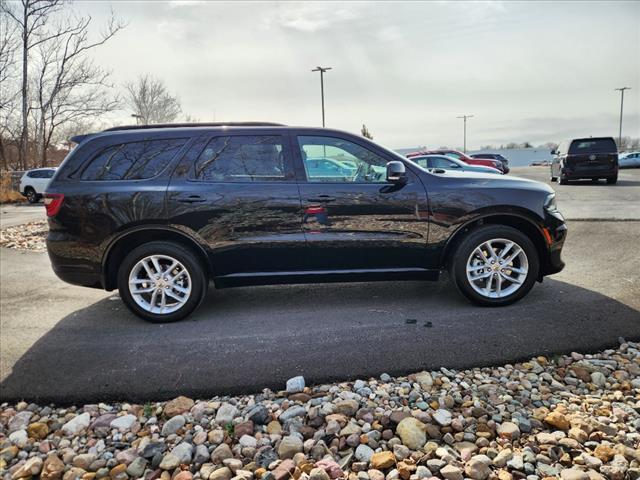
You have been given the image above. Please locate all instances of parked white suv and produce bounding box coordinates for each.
[19,168,57,203]
[619,152,640,168]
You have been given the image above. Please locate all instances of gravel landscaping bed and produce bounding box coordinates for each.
[1,341,638,480]
[0,221,47,253]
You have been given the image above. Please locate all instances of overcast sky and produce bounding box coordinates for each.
[73,0,639,149]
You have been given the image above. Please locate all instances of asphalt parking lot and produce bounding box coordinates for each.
[1,167,639,403]
[510,166,640,220]
[0,203,45,228]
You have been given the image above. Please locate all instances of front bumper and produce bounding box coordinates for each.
[540,212,567,277]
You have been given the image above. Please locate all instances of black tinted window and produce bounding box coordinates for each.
[79,138,187,181]
[569,139,617,154]
[44,170,55,178]
[193,135,286,182]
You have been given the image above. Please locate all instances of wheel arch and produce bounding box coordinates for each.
[101,226,212,291]
[442,212,549,280]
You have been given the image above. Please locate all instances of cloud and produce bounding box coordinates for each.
[376,25,403,43]
[167,0,206,8]
[264,2,363,33]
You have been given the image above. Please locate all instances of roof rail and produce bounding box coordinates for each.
[102,122,286,132]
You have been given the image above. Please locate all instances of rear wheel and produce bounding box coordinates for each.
[449,225,539,307]
[606,176,617,185]
[117,241,207,322]
[25,187,38,203]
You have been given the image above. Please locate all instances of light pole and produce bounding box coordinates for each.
[456,114,474,153]
[615,87,631,149]
[311,66,332,127]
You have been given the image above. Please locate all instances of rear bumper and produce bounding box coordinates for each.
[46,234,104,290]
[562,166,617,179]
[50,262,103,289]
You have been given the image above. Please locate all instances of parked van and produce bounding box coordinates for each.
[550,137,618,184]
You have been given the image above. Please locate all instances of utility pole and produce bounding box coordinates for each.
[615,87,631,149]
[456,114,474,153]
[311,66,332,127]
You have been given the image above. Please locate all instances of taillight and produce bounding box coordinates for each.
[44,193,64,217]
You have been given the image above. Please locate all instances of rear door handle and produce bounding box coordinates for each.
[306,195,335,203]
[177,194,206,203]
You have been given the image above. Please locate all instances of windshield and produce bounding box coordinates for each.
[569,138,617,154]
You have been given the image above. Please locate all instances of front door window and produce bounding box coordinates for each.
[297,136,388,183]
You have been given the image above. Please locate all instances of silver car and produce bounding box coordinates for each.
[619,152,640,168]
[410,155,503,174]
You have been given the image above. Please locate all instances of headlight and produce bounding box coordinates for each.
[544,193,558,212]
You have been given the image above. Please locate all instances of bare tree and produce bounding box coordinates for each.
[361,124,373,140]
[0,9,21,168]
[1,1,125,169]
[30,12,124,165]
[183,114,201,123]
[125,75,181,124]
[1,0,75,168]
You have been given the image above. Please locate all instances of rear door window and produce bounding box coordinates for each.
[78,138,187,181]
[192,135,291,182]
[569,139,617,154]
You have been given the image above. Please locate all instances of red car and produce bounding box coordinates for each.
[407,149,505,173]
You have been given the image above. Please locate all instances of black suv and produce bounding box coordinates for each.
[45,123,567,322]
[550,137,618,184]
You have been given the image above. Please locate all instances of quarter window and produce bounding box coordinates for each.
[78,138,187,181]
[192,135,287,182]
[298,136,388,183]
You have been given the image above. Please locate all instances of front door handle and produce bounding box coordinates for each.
[306,195,335,203]
[177,194,206,203]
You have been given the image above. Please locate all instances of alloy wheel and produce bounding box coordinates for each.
[128,254,192,314]
[466,238,529,299]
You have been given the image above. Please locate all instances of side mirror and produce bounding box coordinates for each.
[551,149,558,155]
[386,161,406,183]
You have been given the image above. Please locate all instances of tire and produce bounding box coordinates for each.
[550,175,557,182]
[449,224,540,307]
[117,241,208,322]
[606,176,617,185]
[559,174,569,185]
[25,187,38,204]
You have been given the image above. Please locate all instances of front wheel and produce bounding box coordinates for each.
[449,225,540,306]
[606,176,617,185]
[25,188,38,204]
[118,241,207,322]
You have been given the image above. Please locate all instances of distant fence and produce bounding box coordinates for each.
[1,171,26,191]
[0,171,26,203]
